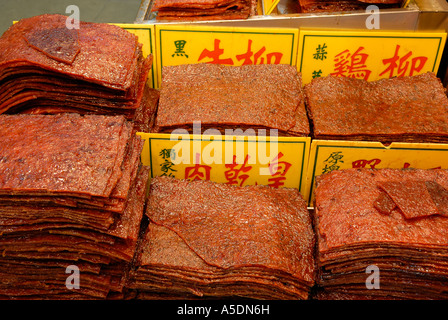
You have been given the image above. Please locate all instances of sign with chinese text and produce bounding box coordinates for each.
[137,133,310,194]
[116,24,157,88]
[305,140,448,205]
[155,24,299,88]
[298,29,446,85]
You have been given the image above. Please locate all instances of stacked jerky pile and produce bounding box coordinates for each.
[313,168,448,300]
[129,176,316,299]
[297,0,403,13]
[154,63,310,137]
[0,113,149,299]
[304,72,448,144]
[151,0,257,21]
[0,14,158,130]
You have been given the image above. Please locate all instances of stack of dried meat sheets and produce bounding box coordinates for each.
[313,168,448,299]
[304,72,448,143]
[133,84,160,133]
[151,0,257,21]
[154,63,310,137]
[297,0,403,12]
[0,113,149,299]
[0,14,157,128]
[128,176,316,299]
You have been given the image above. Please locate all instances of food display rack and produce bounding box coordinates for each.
[135,0,442,30]
[135,0,448,83]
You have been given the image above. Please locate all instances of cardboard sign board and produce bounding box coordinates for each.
[297,29,447,85]
[155,24,299,88]
[306,139,448,205]
[117,24,157,88]
[137,133,311,194]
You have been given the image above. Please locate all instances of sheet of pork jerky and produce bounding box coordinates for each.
[0,167,148,289]
[0,114,150,299]
[0,113,129,201]
[358,0,403,3]
[0,166,149,299]
[130,223,311,299]
[313,168,448,299]
[304,72,448,143]
[0,129,143,232]
[0,14,153,119]
[152,0,254,20]
[297,0,402,12]
[133,84,160,133]
[128,176,315,300]
[154,63,310,137]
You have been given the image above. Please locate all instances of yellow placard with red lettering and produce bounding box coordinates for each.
[137,133,310,194]
[116,24,157,88]
[305,140,448,205]
[154,24,299,88]
[298,29,446,85]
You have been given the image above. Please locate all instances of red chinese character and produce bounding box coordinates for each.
[268,176,287,188]
[236,39,257,65]
[331,46,372,80]
[403,162,441,170]
[198,39,234,65]
[184,153,212,181]
[266,52,283,64]
[235,39,283,65]
[224,155,252,186]
[267,152,292,188]
[352,159,381,169]
[379,45,428,78]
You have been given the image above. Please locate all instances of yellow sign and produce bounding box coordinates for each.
[263,0,280,15]
[155,24,299,88]
[116,24,157,88]
[137,133,310,193]
[305,140,448,205]
[298,29,447,84]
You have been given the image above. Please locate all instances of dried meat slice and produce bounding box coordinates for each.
[298,0,366,12]
[0,14,139,89]
[0,169,148,299]
[133,84,160,133]
[426,181,448,216]
[0,114,131,201]
[0,112,150,299]
[315,168,448,251]
[131,176,316,299]
[313,168,448,300]
[152,0,253,20]
[155,63,309,137]
[24,27,80,64]
[379,180,440,219]
[0,14,155,121]
[147,176,315,281]
[304,73,448,143]
[358,0,403,3]
[297,0,402,12]
[373,191,396,215]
